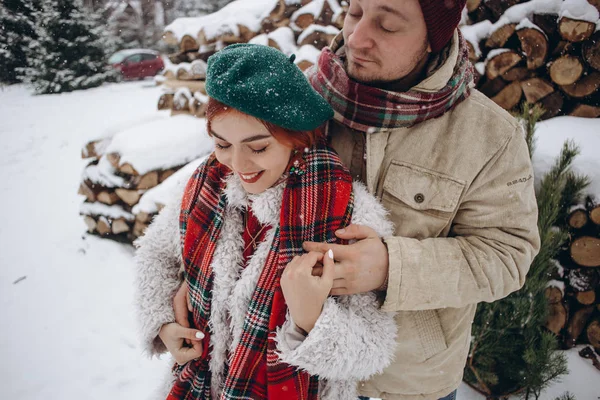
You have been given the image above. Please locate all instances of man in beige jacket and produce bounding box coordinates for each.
[170,0,540,399]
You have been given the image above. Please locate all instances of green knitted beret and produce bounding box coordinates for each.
[205,43,333,131]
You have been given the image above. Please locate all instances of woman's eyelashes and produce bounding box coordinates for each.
[214,142,268,154]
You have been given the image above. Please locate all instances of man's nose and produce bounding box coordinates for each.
[347,18,374,50]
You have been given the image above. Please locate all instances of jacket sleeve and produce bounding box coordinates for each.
[133,182,186,357]
[275,292,397,381]
[381,126,541,312]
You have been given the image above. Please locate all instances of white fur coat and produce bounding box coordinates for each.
[134,173,397,399]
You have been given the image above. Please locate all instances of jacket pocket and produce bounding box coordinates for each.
[413,310,448,360]
[381,161,466,239]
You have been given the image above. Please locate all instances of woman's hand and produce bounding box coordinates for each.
[159,322,205,365]
[280,250,335,333]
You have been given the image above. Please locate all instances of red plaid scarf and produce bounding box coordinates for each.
[169,146,354,399]
[308,32,474,132]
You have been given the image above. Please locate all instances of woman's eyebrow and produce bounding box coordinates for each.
[210,130,271,143]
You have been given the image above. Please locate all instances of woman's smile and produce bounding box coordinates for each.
[238,170,264,183]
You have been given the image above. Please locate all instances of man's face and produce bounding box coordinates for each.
[343,0,430,84]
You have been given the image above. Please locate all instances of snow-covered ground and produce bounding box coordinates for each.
[0,81,598,399]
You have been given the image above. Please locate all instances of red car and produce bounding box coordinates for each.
[109,49,164,80]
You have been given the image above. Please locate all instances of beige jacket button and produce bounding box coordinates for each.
[414,193,425,203]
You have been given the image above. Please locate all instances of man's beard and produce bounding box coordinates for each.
[344,40,429,88]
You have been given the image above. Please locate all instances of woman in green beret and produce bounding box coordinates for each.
[134,44,397,400]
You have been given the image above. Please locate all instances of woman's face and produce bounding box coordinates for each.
[210,111,293,194]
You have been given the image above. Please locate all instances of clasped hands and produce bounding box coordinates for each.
[162,224,389,361]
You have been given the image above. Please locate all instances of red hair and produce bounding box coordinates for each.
[205,97,325,149]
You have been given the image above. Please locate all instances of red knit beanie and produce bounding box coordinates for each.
[418,0,467,53]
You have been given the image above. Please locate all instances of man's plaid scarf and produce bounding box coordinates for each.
[308,32,474,133]
[169,146,354,399]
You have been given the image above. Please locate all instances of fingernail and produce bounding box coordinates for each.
[196,332,204,339]
[336,229,345,234]
[328,249,334,259]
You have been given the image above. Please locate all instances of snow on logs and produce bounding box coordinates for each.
[544,200,600,353]
[78,117,213,242]
[157,0,344,116]
[461,0,600,119]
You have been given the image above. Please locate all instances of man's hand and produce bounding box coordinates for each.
[158,322,204,365]
[280,250,335,333]
[303,224,389,295]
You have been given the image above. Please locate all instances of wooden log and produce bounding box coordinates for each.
[582,32,600,71]
[561,71,600,98]
[135,171,159,190]
[521,78,555,104]
[545,286,564,304]
[115,188,142,207]
[532,13,559,41]
[559,17,597,43]
[162,79,206,95]
[162,30,178,45]
[486,50,522,80]
[119,163,139,176]
[158,93,174,111]
[83,215,97,233]
[106,153,121,170]
[484,0,521,20]
[485,24,516,49]
[502,66,531,82]
[466,0,482,13]
[294,12,316,29]
[537,91,564,120]
[546,301,568,336]
[517,27,548,70]
[550,55,585,86]
[565,305,595,348]
[587,318,600,350]
[575,290,596,305]
[298,29,337,50]
[136,211,153,224]
[133,220,149,237]
[78,181,97,203]
[570,236,600,267]
[491,81,523,110]
[568,208,590,229]
[479,76,508,97]
[159,168,177,183]
[590,205,600,226]
[568,104,600,118]
[579,346,600,371]
[180,35,199,52]
[81,138,110,159]
[97,191,120,206]
[96,217,112,236]
[162,69,176,80]
[189,97,208,118]
[111,218,131,235]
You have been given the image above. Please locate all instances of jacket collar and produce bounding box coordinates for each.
[328,30,459,94]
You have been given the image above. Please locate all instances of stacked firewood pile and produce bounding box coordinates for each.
[78,117,212,242]
[156,0,346,117]
[461,0,600,120]
[546,199,600,360]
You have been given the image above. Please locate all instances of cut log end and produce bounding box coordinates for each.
[517,28,548,70]
[521,78,555,104]
[568,209,590,229]
[491,81,522,111]
[559,17,596,43]
[570,236,600,267]
[486,51,522,80]
[549,56,584,86]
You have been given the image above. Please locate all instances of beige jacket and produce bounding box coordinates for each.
[327,32,540,399]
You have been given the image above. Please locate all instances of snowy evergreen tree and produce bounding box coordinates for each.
[19,0,117,94]
[464,104,589,399]
[0,0,41,84]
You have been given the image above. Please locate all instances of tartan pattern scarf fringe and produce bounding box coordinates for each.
[169,146,354,400]
[308,31,474,133]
